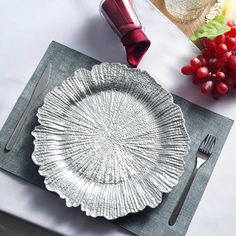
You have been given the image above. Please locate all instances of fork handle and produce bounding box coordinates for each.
[169,167,198,226]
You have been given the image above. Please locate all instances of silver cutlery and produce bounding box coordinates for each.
[169,134,216,225]
[5,63,52,151]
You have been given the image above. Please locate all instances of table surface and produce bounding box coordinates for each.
[0,0,236,236]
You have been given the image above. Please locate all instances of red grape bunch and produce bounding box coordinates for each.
[181,20,236,99]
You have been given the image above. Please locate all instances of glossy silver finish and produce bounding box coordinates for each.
[32,63,190,219]
[169,134,216,225]
[5,64,51,151]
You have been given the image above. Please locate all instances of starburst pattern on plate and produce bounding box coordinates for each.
[32,63,190,219]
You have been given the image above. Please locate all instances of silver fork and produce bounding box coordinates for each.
[168,134,216,226]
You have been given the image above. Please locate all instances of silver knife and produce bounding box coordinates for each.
[5,63,52,151]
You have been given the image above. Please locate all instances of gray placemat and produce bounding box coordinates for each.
[0,41,233,236]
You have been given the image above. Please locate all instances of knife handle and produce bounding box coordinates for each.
[5,99,34,151]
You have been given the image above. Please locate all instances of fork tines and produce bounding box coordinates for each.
[199,134,216,156]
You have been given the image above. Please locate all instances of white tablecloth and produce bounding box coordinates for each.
[0,0,236,235]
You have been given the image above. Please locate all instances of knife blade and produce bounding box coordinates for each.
[5,63,52,151]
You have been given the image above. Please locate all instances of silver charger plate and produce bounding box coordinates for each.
[32,63,190,220]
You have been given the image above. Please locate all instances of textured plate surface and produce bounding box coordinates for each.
[32,63,190,219]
